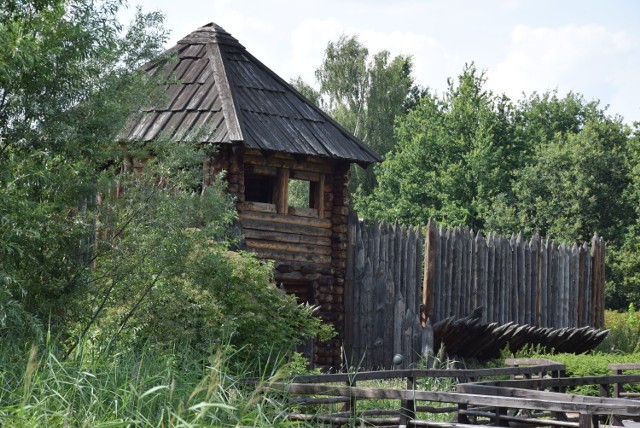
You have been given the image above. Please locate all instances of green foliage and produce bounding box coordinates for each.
[72,139,332,365]
[357,64,521,229]
[598,306,640,354]
[0,342,310,427]
[487,93,632,244]
[0,0,167,347]
[313,34,418,195]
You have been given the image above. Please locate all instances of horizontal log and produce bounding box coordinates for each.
[242,228,331,247]
[287,365,566,384]
[241,219,331,239]
[273,383,640,416]
[245,239,331,256]
[242,201,276,213]
[290,170,320,182]
[411,421,498,428]
[240,209,331,229]
[287,206,319,218]
[250,248,331,265]
[457,410,578,428]
[244,164,277,176]
[243,153,334,174]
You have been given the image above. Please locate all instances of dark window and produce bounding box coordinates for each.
[245,173,276,203]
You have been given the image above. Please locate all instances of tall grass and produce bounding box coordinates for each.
[0,342,309,427]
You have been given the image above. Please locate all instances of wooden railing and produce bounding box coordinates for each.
[263,359,640,428]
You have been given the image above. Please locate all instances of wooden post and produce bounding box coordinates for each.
[400,374,417,425]
[344,212,356,366]
[423,220,436,326]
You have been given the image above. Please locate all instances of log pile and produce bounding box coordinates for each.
[433,308,609,361]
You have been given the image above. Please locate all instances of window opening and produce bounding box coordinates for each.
[244,173,276,204]
[288,178,312,208]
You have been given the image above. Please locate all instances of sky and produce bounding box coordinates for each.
[120,0,640,124]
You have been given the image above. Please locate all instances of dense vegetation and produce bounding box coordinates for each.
[2,2,639,425]
[299,38,640,310]
[0,0,330,371]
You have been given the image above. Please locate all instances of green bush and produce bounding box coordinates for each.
[598,305,640,353]
[70,140,332,368]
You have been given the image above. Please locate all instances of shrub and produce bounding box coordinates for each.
[70,140,332,368]
[598,305,640,354]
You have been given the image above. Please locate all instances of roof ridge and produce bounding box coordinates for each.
[205,42,244,142]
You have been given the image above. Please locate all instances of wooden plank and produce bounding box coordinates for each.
[245,239,331,256]
[423,220,436,323]
[240,209,331,228]
[290,170,320,182]
[344,213,356,364]
[250,247,331,265]
[242,201,276,213]
[529,235,539,326]
[241,218,331,238]
[487,234,496,323]
[540,239,548,327]
[383,223,395,368]
[453,228,462,318]
[243,152,334,174]
[244,163,278,176]
[517,232,525,325]
[524,234,532,325]
[317,174,325,218]
[352,219,364,364]
[287,206,318,218]
[242,228,330,246]
[570,244,579,328]
[372,222,385,368]
[276,168,289,214]
[500,237,508,325]
[550,241,558,328]
[584,241,592,327]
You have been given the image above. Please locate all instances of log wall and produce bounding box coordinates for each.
[345,216,606,369]
[345,214,424,370]
[211,145,348,368]
[423,221,606,329]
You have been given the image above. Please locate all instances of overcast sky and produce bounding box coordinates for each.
[121,0,640,124]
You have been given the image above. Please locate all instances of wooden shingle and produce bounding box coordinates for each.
[120,22,380,165]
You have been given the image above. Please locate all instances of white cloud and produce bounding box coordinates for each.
[489,24,633,103]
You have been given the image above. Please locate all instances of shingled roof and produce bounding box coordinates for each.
[119,23,380,165]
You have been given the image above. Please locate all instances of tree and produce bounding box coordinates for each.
[488,94,631,244]
[312,35,418,195]
[0,0,167,346]
[357,64,522,229]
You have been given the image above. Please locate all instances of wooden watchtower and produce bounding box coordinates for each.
[119,23,380,367]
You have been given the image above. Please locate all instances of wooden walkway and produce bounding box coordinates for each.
[264,360,640,428]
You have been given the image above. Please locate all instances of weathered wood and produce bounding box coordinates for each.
[242,228,331,246]
[243,152,335,174]
[240,218,331,238]
[244,239,331,256]
[424,221,436,323]
[240,209,331,228]
[345,216,606,368]
[250,247,331,265]
[286,206,318,218]
[276,168,289,214]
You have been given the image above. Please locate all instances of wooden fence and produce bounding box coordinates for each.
[423,221,606,329]
[344,214,424,370]
[344,214,606,369]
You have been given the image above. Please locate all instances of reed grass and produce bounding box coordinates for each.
[0,342,309,427]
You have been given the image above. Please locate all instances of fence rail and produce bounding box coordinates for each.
[266,360,640,428]
[345,214,606,369]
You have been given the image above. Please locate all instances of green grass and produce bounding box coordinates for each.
[0,344,308,427]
